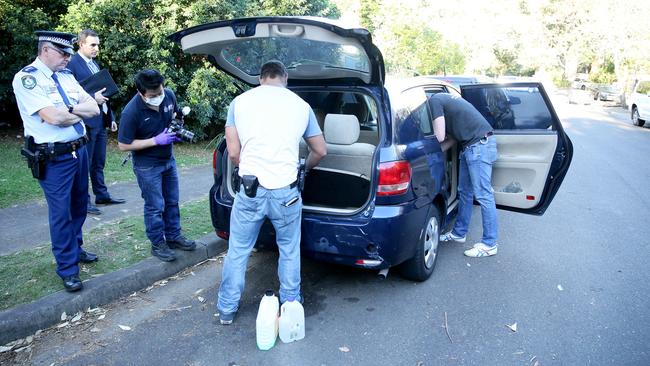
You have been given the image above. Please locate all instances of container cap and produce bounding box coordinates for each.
[264,289,275,297]
[286,296,295,302]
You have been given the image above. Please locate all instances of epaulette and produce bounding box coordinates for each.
[21,66,37,73]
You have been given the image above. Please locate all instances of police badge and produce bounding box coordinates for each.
[21,75,37,90]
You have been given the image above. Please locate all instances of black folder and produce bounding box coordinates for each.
[79,69,119,97]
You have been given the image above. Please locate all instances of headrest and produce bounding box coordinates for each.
[324,114,360,145]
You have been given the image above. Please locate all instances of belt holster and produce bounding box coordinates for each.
[241,175,259,198]
[297,158,306,192]
[232,167,241,193]
[21,137,46,180]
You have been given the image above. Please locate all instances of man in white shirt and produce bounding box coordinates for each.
[217,60,326,325]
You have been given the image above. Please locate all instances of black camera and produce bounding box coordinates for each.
[168,106,195,143]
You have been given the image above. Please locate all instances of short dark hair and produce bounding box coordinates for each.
[134,69,164,94]
[78,29,98,45]
[260,60,287,80]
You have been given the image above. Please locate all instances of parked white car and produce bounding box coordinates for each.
[629,78,650,127]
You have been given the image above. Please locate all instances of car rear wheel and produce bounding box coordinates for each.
[399,205,441,282]
[632,107,646,127]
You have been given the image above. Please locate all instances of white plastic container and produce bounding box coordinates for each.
[256,290,279,351]
[279,298,305,343]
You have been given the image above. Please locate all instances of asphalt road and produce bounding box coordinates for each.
[6,99,650,365]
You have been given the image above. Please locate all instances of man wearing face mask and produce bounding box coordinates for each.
[117,69,196,262]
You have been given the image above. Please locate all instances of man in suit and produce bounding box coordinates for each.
[68,29,125,214]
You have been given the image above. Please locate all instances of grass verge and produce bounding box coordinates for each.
[0,197,212,311]
[0,133,215,208]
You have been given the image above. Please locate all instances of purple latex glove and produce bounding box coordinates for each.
[153,129,178,145]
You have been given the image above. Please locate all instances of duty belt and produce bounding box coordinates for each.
[33,136,88,156]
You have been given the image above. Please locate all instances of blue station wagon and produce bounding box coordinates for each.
[170,17,573,281]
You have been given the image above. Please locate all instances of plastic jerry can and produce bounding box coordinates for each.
[256,290,279,351]
[279,298,305,343]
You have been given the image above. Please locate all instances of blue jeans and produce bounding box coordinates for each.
[133,158,182,245]
[39,146,89,278]
[452,137,498,246]
[217,185,302,315]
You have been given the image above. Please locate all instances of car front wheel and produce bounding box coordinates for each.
[399,205,441,282]
[632,107,646,127]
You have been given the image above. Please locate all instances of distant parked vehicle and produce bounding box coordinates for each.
[629,78,650,127]
[591,84,623,104]
[571,77,592,90]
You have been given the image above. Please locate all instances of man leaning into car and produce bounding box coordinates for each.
[430,92,499,258]
[216,60,327,325]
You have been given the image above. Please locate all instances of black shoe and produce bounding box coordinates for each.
[151,242,177,262]
[167,236,196,251]
[79,250,98,263]
[95,197,126,205]
[87,204,102,215]
[62,275,83,292]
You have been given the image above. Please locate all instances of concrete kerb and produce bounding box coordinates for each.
[0,233,227,345]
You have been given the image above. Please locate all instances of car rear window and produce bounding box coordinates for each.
[222,38,371,76]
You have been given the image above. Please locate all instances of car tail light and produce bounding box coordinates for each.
[212,149,218,175]
[377,161,411,196]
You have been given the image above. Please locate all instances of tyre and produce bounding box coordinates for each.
[580,85,586,90]
[399,205,441,282]
[632,107,646,127]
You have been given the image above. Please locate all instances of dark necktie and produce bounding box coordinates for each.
[51,73,84,135]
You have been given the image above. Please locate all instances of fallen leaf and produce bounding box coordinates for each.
[513,350,525,355]
[118,325,131,331]
[90,327,101,333]
[129,292,137,297]
[466,263,471,267]
[26,336,33,344]
[0,346,12,353]
[194,288,204,295]
[339,346,350,353]
[198,296,206,303]
[61,312,67,321]
[57,322,69,328]
[14,346,30,353]
[190,271,196,276]
[71,313,82,322]
[557,284,564,291]
[98,314,105,320]
[506,322,518,332]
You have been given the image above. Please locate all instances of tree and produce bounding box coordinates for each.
[0,0,72,126]
[56,0,338,137]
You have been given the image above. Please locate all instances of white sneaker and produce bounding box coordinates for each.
[439,231,466,243]
[463,243,498,257]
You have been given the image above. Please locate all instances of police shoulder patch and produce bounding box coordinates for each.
[21,75,37,90]
[21,66,37,73]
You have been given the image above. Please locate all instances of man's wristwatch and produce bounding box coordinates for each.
[68,105,74,113]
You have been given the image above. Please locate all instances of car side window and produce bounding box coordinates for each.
[401,87,433,136]
[463,85,553,130]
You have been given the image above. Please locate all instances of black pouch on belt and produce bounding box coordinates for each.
[241,175,259,198]
[20,137,46,180]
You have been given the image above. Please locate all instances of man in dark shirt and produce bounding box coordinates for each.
[429,93,499,258]
[117,69,196,261]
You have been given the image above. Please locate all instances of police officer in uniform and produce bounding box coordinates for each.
[12,31,100,292]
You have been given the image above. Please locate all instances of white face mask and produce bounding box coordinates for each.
[144,93,165,107]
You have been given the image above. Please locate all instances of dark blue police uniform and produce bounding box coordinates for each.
[12,31,98,291]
